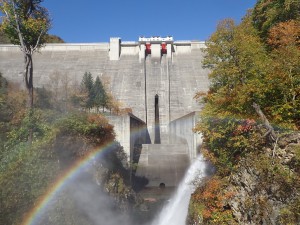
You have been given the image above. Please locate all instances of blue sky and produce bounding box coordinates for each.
[42,0,257,43]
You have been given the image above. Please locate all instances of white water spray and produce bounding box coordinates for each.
[151,155,209,225]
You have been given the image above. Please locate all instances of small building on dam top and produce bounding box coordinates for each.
[0,36,210,187]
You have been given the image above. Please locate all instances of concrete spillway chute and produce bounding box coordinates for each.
[154,94,161,144]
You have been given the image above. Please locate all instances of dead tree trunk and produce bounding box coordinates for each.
[24,54,34,108]
[252,102,277,141]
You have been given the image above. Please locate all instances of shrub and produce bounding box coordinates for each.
[189,176,236,225]
[196,117,266,175]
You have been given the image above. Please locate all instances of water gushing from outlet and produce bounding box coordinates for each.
[151,155,208,225]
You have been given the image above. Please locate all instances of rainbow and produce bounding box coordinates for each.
[21,141,116,225]
[21,125,149,225]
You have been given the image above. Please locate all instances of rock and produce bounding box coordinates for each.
[278,133,300,148]
[226,148,299,224]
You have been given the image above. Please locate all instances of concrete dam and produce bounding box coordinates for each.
[0,36,209,187]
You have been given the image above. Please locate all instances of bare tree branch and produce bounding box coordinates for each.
[32,28,45,51]
[11,0,26,51]
[252,102,277,141]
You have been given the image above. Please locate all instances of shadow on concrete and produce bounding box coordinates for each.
[132,175,149,192]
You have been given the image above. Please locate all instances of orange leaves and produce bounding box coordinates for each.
[87,113,109,126]
[201,178,221,200]
[234,119,256,135]
[193,176,235,221]
[87,113,114,137]
[264,20,300,127]
[201,148,218,165]
[268,20,300,49]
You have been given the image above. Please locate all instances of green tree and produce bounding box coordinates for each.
[201,16,269,117]
[80,72,94,109]
[93,76,107,112]
[0,25,11,43]
[1,27,63,44]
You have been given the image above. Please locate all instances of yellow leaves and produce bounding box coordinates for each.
[194,91,207,100]
[26,17,47,29]
[201,148,218,165]
[0,1,9,10]
[1,0,50,49]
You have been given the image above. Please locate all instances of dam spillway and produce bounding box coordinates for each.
[0,36,210,187]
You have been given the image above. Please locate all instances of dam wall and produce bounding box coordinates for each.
[0,37,210,163]
[0,39,209,124]
[107,113,150,162]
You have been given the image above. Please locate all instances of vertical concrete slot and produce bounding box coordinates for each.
[154,94,161,144]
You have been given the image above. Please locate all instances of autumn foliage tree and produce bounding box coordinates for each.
[198,12,300,129]
[268,20,300,48]
[191,1,300,224]
[0,0,50,109]
[201,16,270,117]
[265,20,300,127]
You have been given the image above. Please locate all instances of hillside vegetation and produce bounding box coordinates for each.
[189,0,300,224]
[0,25,64,44]
[0,73,141,225]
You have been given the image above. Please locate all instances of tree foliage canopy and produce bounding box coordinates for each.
[199,10,300,128]
[79,72,109,112]
[0,0,51,51]
[202,16,270,117]
[93,75,108,111]
[0,28,65,43]
[80,72,95,109]
[252,0,300,40]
